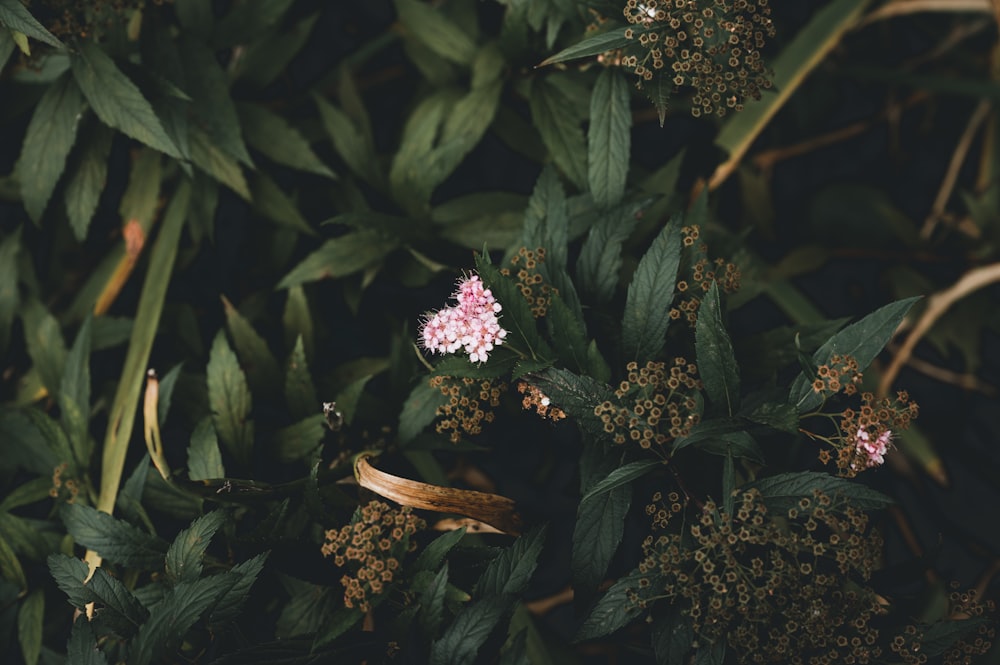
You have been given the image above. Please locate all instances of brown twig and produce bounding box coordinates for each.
[885,342,998,395]
[857,0,992,29]
[879,262,1000,397]
[920,100,992,240]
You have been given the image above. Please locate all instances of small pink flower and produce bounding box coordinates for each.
[419,273,507,363]
[854,426,891,468]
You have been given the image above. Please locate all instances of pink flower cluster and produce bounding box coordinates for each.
[419,273,507,364]
[854,426,891,469]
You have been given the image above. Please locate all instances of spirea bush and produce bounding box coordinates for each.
[0,1,997,664]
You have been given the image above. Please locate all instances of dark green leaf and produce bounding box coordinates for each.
[66,615,108,665]
[476,525,546,598]
[430,596,508,665]
[59,315,91,467]
[283,286,314,361]
[275,579,329,638]
[575,569,648,641]
[315,92,382,188]
[696,431,765,464]
[475,256,548,360]
[238,102,335,178]
[673,418,745,453]
[572,483,630,593]
[189,124,249,199]
[64,122,113,241]
[0,529,26,590]
[0,29,12,70]
[0,227,20,354]
[70,42,180,158]
[20,407,74,474]
[251,172,316,236]
[695,638,726,665]
[399,379,448,445]
[179,38,251,166]
[212,0,293,47]
[278,232,399,289]
[622,216,682,363]
[530,367,616,438]
[652,604,693,665]
[313,606,364,649]
[433,192,527,250]
[0,0,63,48]
[419,561,449,635]
[696,282,740,415]
[919,617,988,657]
[395,0,477,65]
[129,575,239,665]
[48,554,149,635]
[222,296,282,399]
[790,297,920,412]
[274,414,325,463]
[211,551,269,624]
[236,12,319,88]
[499,629,528,665]
[118,146,161,227]
[742,400,799,433]
[539,26,634,66]
[17,588,42,665]
[21,298,67,400]
[588,68,631,209]
[529,76,587,190]
[581,459,662,503]
[60,503,168,569]
[414,527,467,572]
[165,510,226,585]
[156,362,183,428]
[575,201,644,306]
[745,471,894,512]
[0,476,52,512]
[520,165,569,272]
[546,290,589,373]
[15,72,85,221]
[285,336,318,421]
[206,330,254,467]
[187,417,225,481]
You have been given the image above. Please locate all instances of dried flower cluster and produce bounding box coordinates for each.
[48,462,78,503]
[620,0,775,117]
[825,391,919,477]
[517,381,566,421]
[321,501,424,613]
[420,273,507,364]
[636,488,889,664]
[429,375,506,443]
[810,354,863,396]
[670,225,741,325]
[594,358,701,451]
[501,247,554,318]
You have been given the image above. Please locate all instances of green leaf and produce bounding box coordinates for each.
[576,201,643,305]
[119,147,161,229]
[695,638,726,665]
[573,483,630,594]
[210,551,269,624]
[314,92,381,187]
[21,298,67,398]
[17,588,42,665]
[283,286,314,361]
[275,579,329,638]
[236,12,318,88]
[67,615,108,665]
[187,417,225,481]
[156,362,183,428]
[395,0,477,65]
[696,282,740,415]
[285,335,318,421]
[652,604,693,665]
[277,232,399,289]
[60,503,168,568]
[0,227,20,354]
[0,29,13,70]
[179,38,251,166]
[222,296,283,399]
[0,529,26,590]
[530,367,616,438]
[476,525,546,598]
[520,165,569,271]
[742,400,799,433]
[919,617,989,657]
[581,459,662,503]
[475,256,548,360]
[622,216,682,363]
[789,297,920,412]
[546,290,589,373]
[238,102,335,178]
[433,192,527,250]
[274,414,325,463]
[575,569,648,641]
[0,476,52,512]
[165,510,226,585]
[539,26,634,66]
[313,605,364,649]
[419,561,449,635]
[0,0,63,48]
[414,527,467,572]
[70,42,180,158]
[59,315,92,467]
[48,554,150,635]
[64,123,113,241]
[250,172,316,236]
[15,72,86,221]
[189,124,250,199]
[212,0,294,48]
[588,68,630,209]
[529,76,587,190]
[207,331,254,467]
[20,407,74,473]
[129,575,239,665]
[430,597,508,665]
[745,471,894,512]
